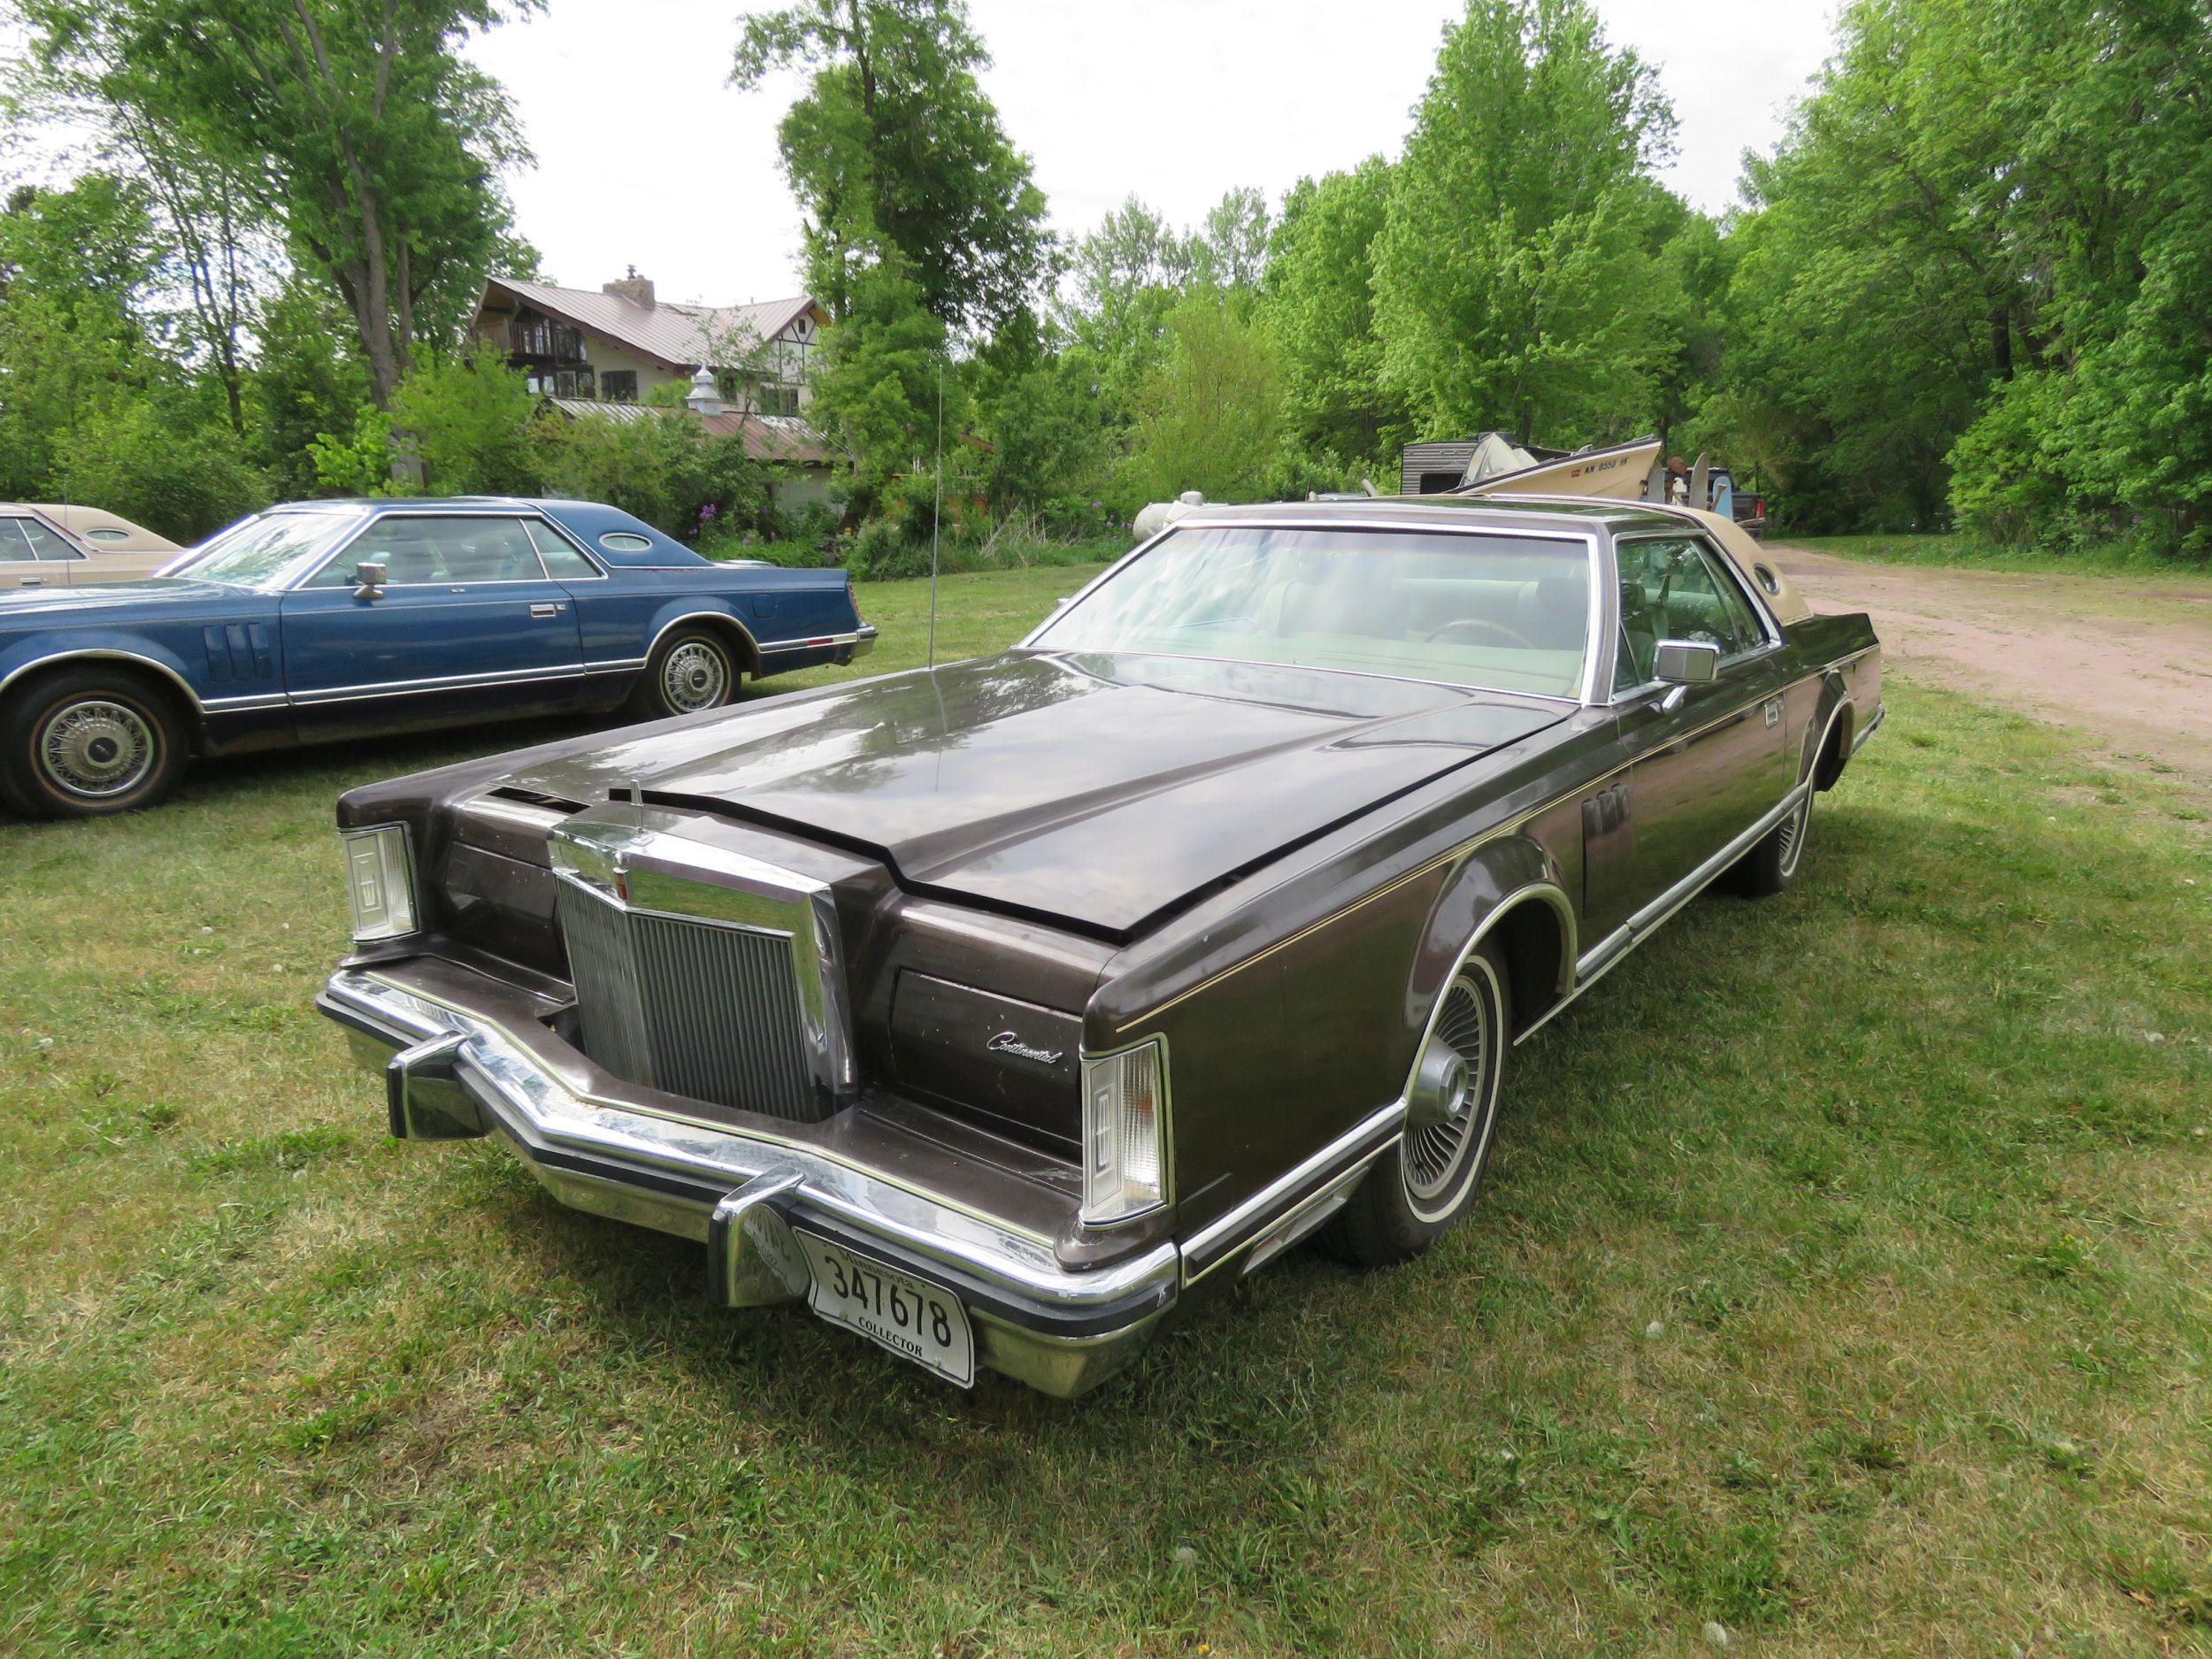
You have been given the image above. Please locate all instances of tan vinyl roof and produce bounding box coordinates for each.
[488,279,816,371]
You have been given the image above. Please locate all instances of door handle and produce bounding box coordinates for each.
[1763,697,1784,729]
[20,577,43,589]
[530,603,560,618]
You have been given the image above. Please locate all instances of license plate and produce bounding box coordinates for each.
[795,1230,975,1387]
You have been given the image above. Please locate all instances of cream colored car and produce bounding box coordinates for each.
[0,505,180,591]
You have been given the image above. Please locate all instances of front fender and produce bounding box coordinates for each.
[0,629,208,711]
[1401,832,1578,1063]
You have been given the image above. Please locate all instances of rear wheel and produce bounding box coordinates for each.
[1324,941,1511,1268]
[4,668,188,818]
[1732,787,1812,898]
[633,627,741,719]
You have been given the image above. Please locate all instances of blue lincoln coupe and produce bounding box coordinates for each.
[0,497,873,817]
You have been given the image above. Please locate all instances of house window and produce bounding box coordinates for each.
[601,371,637,403]
[762,382,802,418]
[511,316,587,362]
[530,367,595,399]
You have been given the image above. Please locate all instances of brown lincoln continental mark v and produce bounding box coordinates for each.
[319,495,1882,1395]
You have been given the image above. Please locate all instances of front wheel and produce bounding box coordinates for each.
[1324,941,1512,1268]
[4,668,188,818]
[633,627,741,719]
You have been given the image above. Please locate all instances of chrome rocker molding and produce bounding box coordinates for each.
[319,968,1179,1397]
[760,624,878,658]
[1180,1102,1405,1285]
[1517,779,1813,1044]
[1514,695,1883,1046]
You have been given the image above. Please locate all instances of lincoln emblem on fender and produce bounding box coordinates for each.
[987,1031,1065,1066]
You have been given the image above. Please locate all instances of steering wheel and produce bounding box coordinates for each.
[1421,617,1540,650]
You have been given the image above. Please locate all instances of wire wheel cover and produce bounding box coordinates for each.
[39,699,157,798]
[662,641,731,711]
[1403,968,1500,1207]
[1778,792,1811,876]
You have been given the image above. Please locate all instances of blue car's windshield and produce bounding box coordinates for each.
[1027,525,1594,699]
[177,511,358,590]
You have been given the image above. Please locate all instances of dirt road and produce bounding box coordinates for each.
[1769,545,2212,783]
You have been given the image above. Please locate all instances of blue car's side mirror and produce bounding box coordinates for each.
[352,561,388,601]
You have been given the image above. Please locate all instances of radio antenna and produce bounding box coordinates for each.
[926,359,945,670]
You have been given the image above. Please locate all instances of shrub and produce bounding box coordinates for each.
[534,411,775,541]
[308,404,399,497]
[1947,373,2076,547]
[58,400,267,541]
[390,343,543,496]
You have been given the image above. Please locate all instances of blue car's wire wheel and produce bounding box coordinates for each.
[658,636,735,714]
[38,697,158,800]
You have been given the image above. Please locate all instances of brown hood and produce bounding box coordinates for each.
[496,651,1568,940]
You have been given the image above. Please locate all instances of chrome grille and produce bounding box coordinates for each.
[556,879,825,1123]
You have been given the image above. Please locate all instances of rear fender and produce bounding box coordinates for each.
[1801,674,1855,791]
[641,603,763,677]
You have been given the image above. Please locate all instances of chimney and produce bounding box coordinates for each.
[686,365,726,416]
[603,265,655,308]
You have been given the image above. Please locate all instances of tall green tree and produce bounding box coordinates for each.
[1715,0,2212,549]
[1371,0,1678,444]
[1261,157,1411,468]
[1124,293,1285,507]
[1193,186,1271,290]
[18,0,536,409]
[732,0,1050,335]
[1057,196,1195,413]
[804,254,957,525]
[1714,0,2022,528]
[0,176,262,534]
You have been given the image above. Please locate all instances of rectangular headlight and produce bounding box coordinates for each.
[1081,1040,1168,1225]
[342,825,417,942]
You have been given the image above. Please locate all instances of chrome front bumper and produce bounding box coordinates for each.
[319,966,1177,1396]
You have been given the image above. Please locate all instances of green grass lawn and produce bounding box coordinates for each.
[1783,532,2212,581]
[4,565,2209,1655]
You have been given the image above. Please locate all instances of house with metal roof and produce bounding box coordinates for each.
[471,269,826,416]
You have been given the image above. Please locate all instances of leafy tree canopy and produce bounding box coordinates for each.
[18,0,537,408]
[1372,0,1678,444]
[733,0,1051,337]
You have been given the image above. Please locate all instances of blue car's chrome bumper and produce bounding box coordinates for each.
[317,964,1178,1396]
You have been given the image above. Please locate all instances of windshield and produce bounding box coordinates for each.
[1028,526,1593,698]
[174,511,357,589]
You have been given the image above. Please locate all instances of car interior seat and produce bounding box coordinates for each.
[1617,580,1658,684]
[372,532,445,585]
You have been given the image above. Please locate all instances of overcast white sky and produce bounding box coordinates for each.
[468,0,1840,305]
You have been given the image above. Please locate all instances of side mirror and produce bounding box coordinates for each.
[1653,639,1721,686]
[1652,639,1721,710]
[352,560,388,600]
